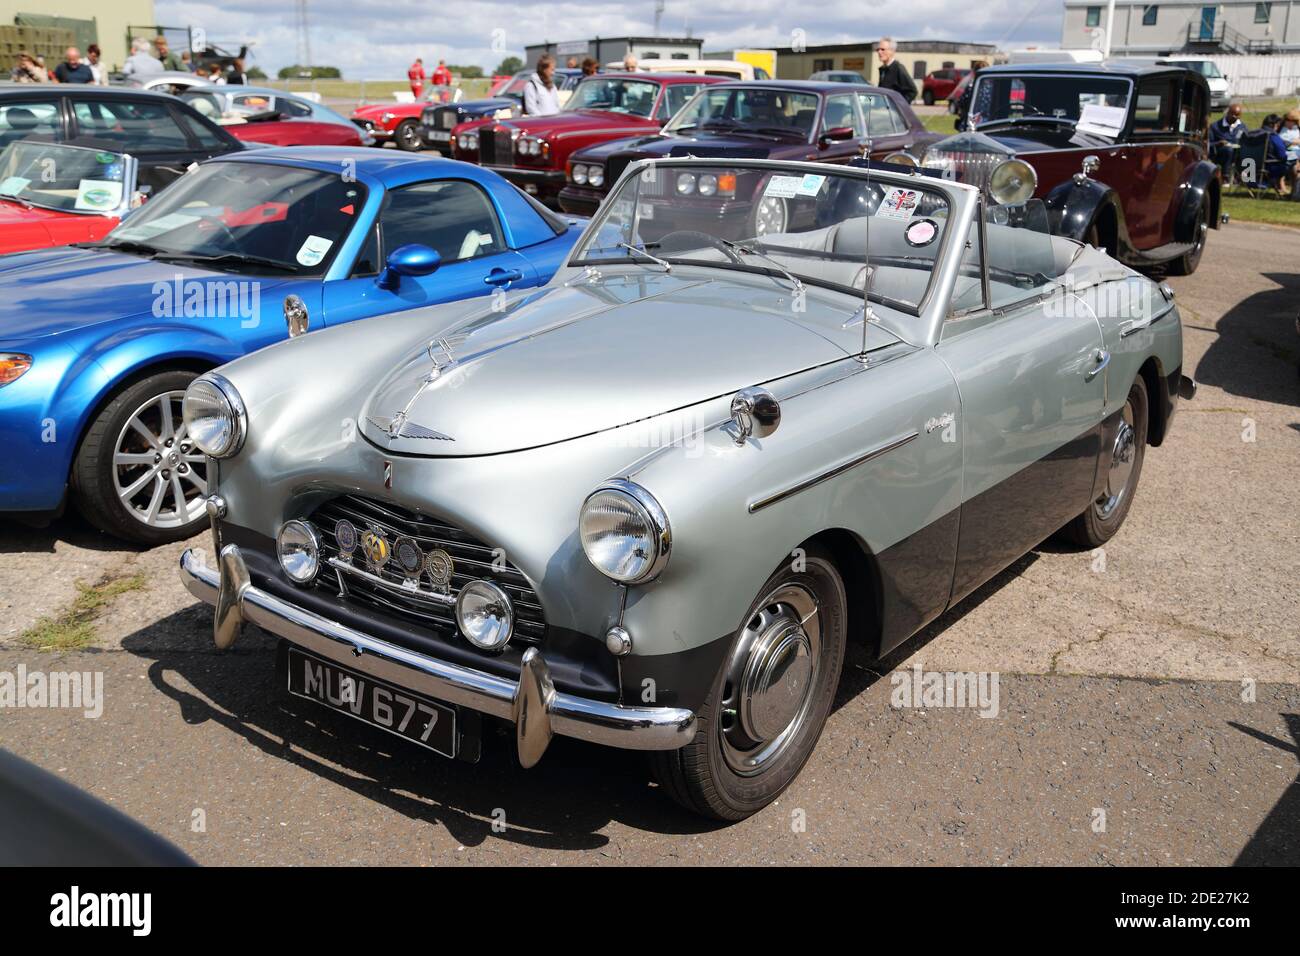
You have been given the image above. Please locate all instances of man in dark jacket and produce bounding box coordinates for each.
[875,38,917,104]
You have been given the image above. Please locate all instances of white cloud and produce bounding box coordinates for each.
[157,0,1065,79]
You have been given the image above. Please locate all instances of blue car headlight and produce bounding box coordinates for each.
[0,353,32,387]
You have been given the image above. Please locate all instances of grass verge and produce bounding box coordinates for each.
[18,572,148,650]
[1222,191,1300,228]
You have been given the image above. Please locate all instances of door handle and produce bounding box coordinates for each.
[1085,348,1110,381]
[483,267,523,287]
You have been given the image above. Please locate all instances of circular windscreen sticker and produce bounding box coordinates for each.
[905,218,938,247]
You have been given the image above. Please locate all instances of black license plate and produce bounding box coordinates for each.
[286,647,458,758]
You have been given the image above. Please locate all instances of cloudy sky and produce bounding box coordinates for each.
[156,0,1068,79]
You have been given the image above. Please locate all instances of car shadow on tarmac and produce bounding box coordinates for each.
[0,513,152,555]
[119,550,1041,845]
[1230,714,1300,866]
[1194,271,1300,407]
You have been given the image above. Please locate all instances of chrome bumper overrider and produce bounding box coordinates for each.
[179,546,696,766]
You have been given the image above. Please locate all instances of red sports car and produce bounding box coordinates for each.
[450,72,726,204]
[0,140,139,254]
[182,88,367,148]
[921,68,971,105]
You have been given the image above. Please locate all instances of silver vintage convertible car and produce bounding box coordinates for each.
[179,158,1195,820]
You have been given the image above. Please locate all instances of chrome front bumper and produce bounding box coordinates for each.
[179,546,696,766]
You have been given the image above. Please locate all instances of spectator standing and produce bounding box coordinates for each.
[431,59,452,86]
[85,44,108,85]
[52,47,94,84]
[207,63,227,85]
[524,54,561,116]
[581,57,598,76]
[122,38,164,78]
[622,53,639,72]
[875,37,917,103]
[408,58,425,99]
[154,36,184,71]
[180,50,194,73]
[10,51,48,83]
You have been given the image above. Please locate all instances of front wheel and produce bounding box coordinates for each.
[1061,374,1149,548]
[922,89,935,106]
[1167,203,1208,275]
[394,119,422,152]
[651,547,847,820]
[70,370,210,545]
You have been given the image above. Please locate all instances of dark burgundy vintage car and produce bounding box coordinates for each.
[902,62,1221,275]
[450,72,725,204]
[557,80,941,220]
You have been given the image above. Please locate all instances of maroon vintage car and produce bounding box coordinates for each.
[450,72,727,203]
[903,62,1221,275]
[558,81,941,219]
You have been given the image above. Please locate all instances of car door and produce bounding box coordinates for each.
[857,90,912,159]
[936,210,1108,606]
[0,97,64,148]
[815,93,866,164]
[321,178,538,326]
[1126,76,1185,249]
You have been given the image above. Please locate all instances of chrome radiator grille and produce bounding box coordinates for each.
[478,127,514,166]
[310,495,546,644]
[922,149,1004,195]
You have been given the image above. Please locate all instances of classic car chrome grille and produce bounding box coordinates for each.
[478,127,515,166]
[309,495,546,644]
[921,149,1004,195]
[421,106,437,126]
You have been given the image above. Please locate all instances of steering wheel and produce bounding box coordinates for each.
[195,216,240,247]
[655,230,745,263]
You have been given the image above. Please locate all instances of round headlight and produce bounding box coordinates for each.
[578,480,671,584]
[572,163,588,185]
[182,372,245,459]
[675,172,697,195]
[697,173,718,196]
[988,158,1038,206]
[277,519,321,584]
[455,580,514,650]
[588,165,605,188]
[885,151,919,169]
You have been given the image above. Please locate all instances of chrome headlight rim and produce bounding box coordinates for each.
[579,478,672,585]
[988,158,1038,206]
[675,172,697,195]
[276,518,322,585]
[455,579,515,651]
[571,162,588,185]
[587,164,605,188]
[182,371,246,459]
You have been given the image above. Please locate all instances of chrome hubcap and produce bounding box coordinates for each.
[753,196,786,237]
[719,583,820,775]
[1095,402,1136,520]
[112,390,208,529]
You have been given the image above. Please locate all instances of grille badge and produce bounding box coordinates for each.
[425,549,455,593]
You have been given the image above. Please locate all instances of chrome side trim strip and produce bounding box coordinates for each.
[179,547,696,759]
[747,430,920,514]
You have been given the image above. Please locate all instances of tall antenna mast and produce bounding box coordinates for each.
[858,138,875,363]
[653,0,665,34]
[295,0,312,72]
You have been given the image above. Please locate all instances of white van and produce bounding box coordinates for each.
[1156,57,1232,109]
[1005,48,1105,65]
[606,59,767,81]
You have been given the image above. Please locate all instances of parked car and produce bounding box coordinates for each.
[115,71,213,97]
[902,62,1221,275]
[450,72,727,204]
[178,157,1194,820]
[1156,57,1231,109]
[808,70,868,84]
[0,86,244,195]
[0,148,582,543]
[418,69,586,154]
[0,141,140,253]
[921,67,971,105]
[181,87,370,147]
[558,80,941,218]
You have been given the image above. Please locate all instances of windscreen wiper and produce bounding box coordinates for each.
[91,239,162,258]
[616,241,671,273]
[153,251,298,273]
[717,238,804,295]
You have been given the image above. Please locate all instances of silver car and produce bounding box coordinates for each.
[178,158,1195,820]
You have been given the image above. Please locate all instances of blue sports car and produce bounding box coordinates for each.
[0,146,582,543]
